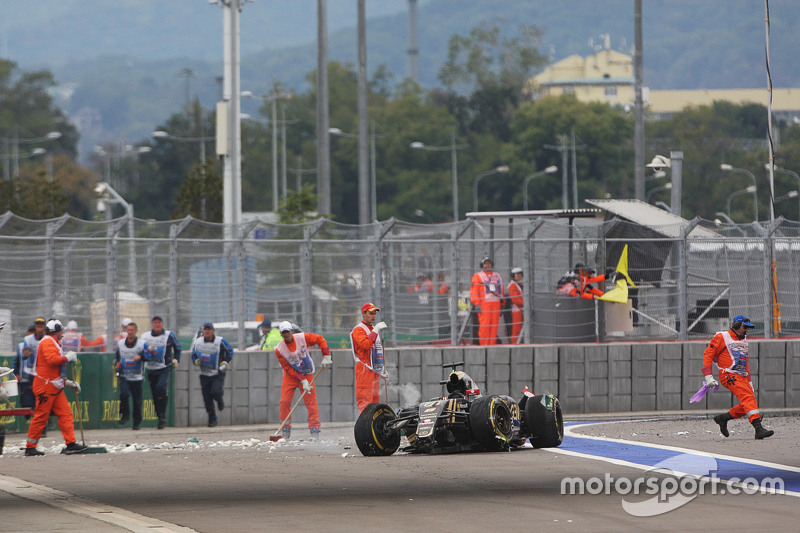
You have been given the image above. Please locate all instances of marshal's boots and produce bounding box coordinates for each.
[751,417,774,440]
[713,412,733,437]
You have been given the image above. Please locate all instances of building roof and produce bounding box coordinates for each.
[585,199,720,238]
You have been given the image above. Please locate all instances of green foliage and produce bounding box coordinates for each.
[0,171,68,218]
[173,159,222,222]
[277,184,319,224]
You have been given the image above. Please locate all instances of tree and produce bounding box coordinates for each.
[277,184,319,224]
[438,20,548,141]
[173,159,222,221]
[510,95,633,209]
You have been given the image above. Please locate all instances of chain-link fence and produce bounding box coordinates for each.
[0,210,797,354]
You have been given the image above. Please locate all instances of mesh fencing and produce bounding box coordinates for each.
[0,211,796,353]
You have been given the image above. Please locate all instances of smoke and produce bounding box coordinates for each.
[391,382,421,407]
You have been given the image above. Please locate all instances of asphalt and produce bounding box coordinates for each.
[0,409,798,532]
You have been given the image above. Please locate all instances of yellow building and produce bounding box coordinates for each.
[530,50,800,122]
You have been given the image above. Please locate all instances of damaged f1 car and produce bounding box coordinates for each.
[354,361,563,456]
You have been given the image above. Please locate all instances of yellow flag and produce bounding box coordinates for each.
[598,278,629,303]
[615,244,636,288]
[599,244,635,303]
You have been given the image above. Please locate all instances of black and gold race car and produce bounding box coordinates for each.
[354,361,563,456]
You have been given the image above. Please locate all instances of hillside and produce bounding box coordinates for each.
[4,0,797,159]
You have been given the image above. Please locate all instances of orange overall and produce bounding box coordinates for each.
[702,329,760,422]
[26,335,77,449]
[351,322,382,414]
[507,279,524,344]
[275,332,329,430]
[470,269,504,345]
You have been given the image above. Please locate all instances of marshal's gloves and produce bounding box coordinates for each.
[172,358,179,368]
[218,362,229,373]
[380,370,390,381]
[373,322,387,335]
[194,358,201,366]
[65,351,78,363]
[320,355,333,368]
[301,379,313,393]
[704,374,719,388]
[65,380,81,393]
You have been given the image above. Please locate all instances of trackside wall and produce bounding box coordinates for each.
[171,339,800,427]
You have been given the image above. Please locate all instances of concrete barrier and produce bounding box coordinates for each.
[170,338,800,427]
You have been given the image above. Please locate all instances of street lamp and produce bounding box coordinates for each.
[95,145,151,193]
[2,130,61,179]
[330,122,387,221]
[769,164,800,221]
[522,165,558,210]
[721,163,758,221]
[410,129,466,221]
[775,189,799,204]
[726,185,757,221]
[472,164,510,212]
[647,152,683,216]
[152,130,214,161]
[95,182,137,293]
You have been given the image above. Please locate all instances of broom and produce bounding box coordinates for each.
[61,360,107,454]
[269,365,326,442]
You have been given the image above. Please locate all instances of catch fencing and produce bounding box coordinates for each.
[0,211,798,353]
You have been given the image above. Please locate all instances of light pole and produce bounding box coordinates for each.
[330,122,387,221]
[647,152,683,217]
[726,185,757,221]
[95,182,137,294]
[242,91,295,211]
[721,163,758,222]
[769,164,800,220]
[715,211,737,225]
[2,130,61,179]
[94,145,151,193]
[410,129,466,221]
[472,165,510,213]
[522,166,558,210]
[152,130,214,161]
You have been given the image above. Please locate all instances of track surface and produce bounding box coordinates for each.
[1,414,798,532]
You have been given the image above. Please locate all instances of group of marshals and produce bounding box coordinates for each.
[8,304,774,450]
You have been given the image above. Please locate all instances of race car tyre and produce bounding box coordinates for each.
[354,403,401,456]
[526,394,564,448]
[469,395,513,451]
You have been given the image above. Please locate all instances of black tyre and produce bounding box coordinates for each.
[469,395,514,451]
[354,403,400,456]
[526,394,564,448]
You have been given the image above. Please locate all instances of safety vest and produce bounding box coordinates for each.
[61,331,82,352]
[141,330,175,370]
[192,336,226,376]
[117,337,146,381]
[260,328,282,352]
[718,330,749,376]
[21,333,43,380]
[276,333,315,376]
[350,323,384,374]
[477,271,503,303]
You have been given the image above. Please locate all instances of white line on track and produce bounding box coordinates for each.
[0,473,197,533]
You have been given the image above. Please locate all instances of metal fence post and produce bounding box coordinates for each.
[525,218,545,344]
[301,225,314,330]
[168,217,192,330]
[762,219,783,338]
[106,219,125,348]
[678,219,700,341]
